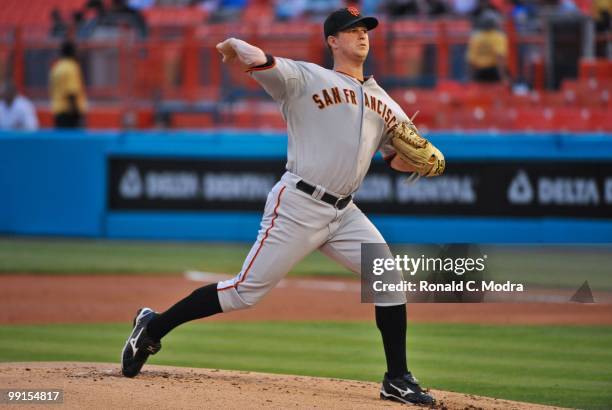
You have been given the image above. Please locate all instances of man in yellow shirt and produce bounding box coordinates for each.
[466,11,509,83]
[49,41,87,128]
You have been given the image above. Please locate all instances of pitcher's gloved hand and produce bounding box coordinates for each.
[389,120,445,177]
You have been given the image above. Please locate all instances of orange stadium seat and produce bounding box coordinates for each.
[514,108,556,131]
[242,0,274,24]
[386,20,437,79]
[144,7,207,27]
[590,109,612,131]
[0,0,83,29]
[579,59,612,88]
[36,108,54,128]
[553,107,592,132]
[86,107,123,129]
[172,112,214,129]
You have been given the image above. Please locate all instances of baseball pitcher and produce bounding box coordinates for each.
[121,7,444,406]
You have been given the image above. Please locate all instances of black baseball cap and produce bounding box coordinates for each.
[323,7,378,38]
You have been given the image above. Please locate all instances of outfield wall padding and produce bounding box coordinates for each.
[1,130,611,243]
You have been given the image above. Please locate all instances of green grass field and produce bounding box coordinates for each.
[0,322,611,409]
[2,238,612,291]
[1,237,612,408]
[0,237,351,276]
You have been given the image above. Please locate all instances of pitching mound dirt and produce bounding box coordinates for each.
[0,363,564,409]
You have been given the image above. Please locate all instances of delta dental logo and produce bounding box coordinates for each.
[508,170,612,206]
[507,171,533,204]
[118,165,275,201]
[119,165,143,199]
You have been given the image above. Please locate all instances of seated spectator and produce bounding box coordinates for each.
[73,10,85,32]
[0,82,38,131]
[209,0,248,22]
[428,0,451,16]
[361,0,384,15]
[275,0,307,21]
[78,0,107,38]
[49,8,68,39]
[557,0,579,14]
[303,0,343,20]
[510,0,539,33]
[128,0,155,10]
[386,0,424,18]
[471,0,500,22]
[593,0,611,57]
[466,11,510,83]
[79,0,148,39]
[49,41,88,129]
[452,0,478,16]
[107,0,148,38]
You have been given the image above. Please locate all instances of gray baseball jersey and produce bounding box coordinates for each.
[249,57,411,196]
[217,56,407,311]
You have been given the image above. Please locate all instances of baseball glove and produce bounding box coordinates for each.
[389,118,445,178]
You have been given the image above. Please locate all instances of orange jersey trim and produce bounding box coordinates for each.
[218,185,286,291]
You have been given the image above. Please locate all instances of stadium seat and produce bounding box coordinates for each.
[553,108,592,132]
[86,107,123,129]
[35,107,54,128]
[514,108,556,131]
[144,7,207,28]
[579,58,612,84]
[0,0,82,29]
[172,112,214,129]
[590,109,612,131]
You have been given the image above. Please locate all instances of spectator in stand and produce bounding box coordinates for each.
[49,41,88,129]
[557,0,579,14]
[466,10,510,83]
[106,0,148,38]
[78,0,107,38]
[208,0,248,22]
[510,0,539,33]
[428,0,451,16]
[78,0,147,39]
[73,10,86,33]
[452,0,478,16]
[593,0,611,57]
[303,0,343,20]
[361,0,384,15]
[275,0,307,21]
[471,0,500,22]
[128,0,155,10]
[0,82,38,131]
[385,0,424,18]
[50,8,68,39]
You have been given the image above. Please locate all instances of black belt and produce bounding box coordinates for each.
[296,180,352,210]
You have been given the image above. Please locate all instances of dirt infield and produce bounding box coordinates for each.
[0,363,565,410]
[1,275,611,325]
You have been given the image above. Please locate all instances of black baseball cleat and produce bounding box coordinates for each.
[121,307,161,378]
[380,371,436,406]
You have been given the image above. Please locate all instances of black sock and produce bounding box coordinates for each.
[146,283,222,340]
[375,304,408,379]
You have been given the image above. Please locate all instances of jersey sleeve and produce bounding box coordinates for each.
[378,101,412,164]
[379,141,397,163]
[247,56,307,102]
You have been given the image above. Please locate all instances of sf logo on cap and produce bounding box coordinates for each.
[347,6,360,16]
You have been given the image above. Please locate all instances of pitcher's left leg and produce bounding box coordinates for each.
[319,205,434,405]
